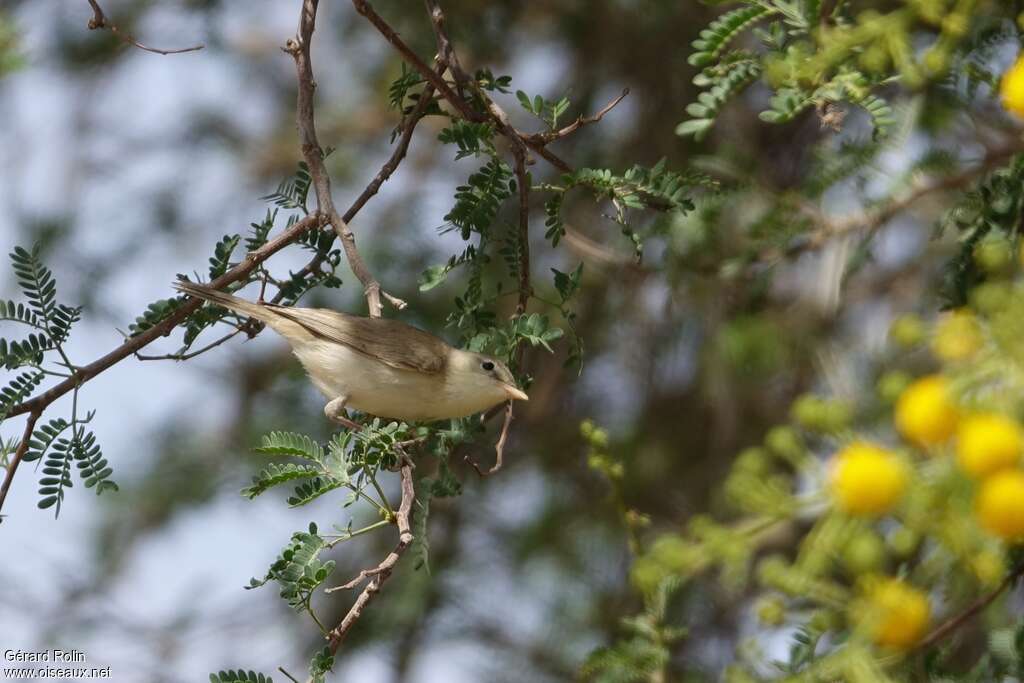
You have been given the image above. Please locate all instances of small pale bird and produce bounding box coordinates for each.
[172,280,528,425]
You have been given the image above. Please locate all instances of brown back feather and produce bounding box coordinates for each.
[265,304,450,374]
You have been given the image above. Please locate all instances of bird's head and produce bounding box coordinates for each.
[447,350,529,408]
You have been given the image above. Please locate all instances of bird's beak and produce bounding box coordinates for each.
[503,384,529,402]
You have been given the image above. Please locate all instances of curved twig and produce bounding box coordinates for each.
[285,0,405,319]
[86,0,204,56]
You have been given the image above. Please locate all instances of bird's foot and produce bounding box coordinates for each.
[324,396,361,431]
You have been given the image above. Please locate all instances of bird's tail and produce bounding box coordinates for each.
[173,280,273,322]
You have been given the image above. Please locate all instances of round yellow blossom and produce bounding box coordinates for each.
[831,442,908,516]
[1002,55,1024,117]
[932,310,983,362]
[895,375,958,447]
[976,470,1024,540]
[865,578,931,650]
[956,413,1023,478]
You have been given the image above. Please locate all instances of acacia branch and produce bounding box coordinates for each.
[2,65,440,511]
[133,325,248,362]
[86,0,204,56]
[5,212,322,425]
[465,401,514,477]
[522,88,631,145]
[916,563,1024,651]
[758,143,1024,266]
[0,410,41,516]
[355,0,574,172]
[285,0,405,318]
[273,79,440,307]
[323,457,415,654]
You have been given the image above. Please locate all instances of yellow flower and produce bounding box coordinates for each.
[831,442,908,516]
[865,578,931,650]
[956,413,1023,478]
[1002,55,1024,117]
[895,375,958,447]
[931,310,983,362]
[976,470,1024,540]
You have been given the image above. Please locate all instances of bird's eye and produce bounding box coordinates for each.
[481,361,495,372]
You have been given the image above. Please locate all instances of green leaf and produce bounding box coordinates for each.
[552,263,584,303]
[0,299,43,329]
[675,117,713,137]
[246,209,277,253]
[444,158,514,239]
[0,333,53,370]
[515,89,533,112]
[129,297,184,337]
[10,245,57,327]
[209,671,273,683]
[689,5,771,67]
[39,434,74,518]
[513,313,564,352]
[0,370,44,419]
[418,264,451,292]
[241,463,321,499]
[288,476,344,507]
[438,120,496,160]
[254,431,325,462]
[72,429,117,492]
[261,161,312,213]
[309,647,334,683]
[250,529,333,612]
[209,234,241,279]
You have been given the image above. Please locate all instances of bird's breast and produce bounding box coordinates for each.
[291,341,499,421]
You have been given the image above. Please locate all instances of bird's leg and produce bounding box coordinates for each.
[324,395,361,431]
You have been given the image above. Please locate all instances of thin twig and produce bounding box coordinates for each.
[916,564,1024,651]
[5,213,321,424]
[324,456,415,653]
[465,401,514,477]
[86,0,204,56]
[354,0,573,172]
[277,76,440,308]
[0,410,41,516]
[1,65,441,508]
[134,326,247,362]
[523,88,631,144]
[759,143,1024,266]
[285,0,405,318]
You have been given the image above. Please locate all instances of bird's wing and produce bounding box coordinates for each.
[265,305,449,374]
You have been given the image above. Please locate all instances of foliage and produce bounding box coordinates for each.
[0,245,115,516]
[209,671,273,683]
[598,223,1024,677]
[677,0,1008,140]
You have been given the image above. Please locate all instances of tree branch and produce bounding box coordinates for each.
[85,0,204,56]
[0,410,40,517]
[324,456,416,654]
[5,213,322,424]
[522,88,630,145]
[354,0,574,172]
[465,401,514,477]
[916,563,1024,651]
[285,0,405,318]
[759,143,1024,266]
